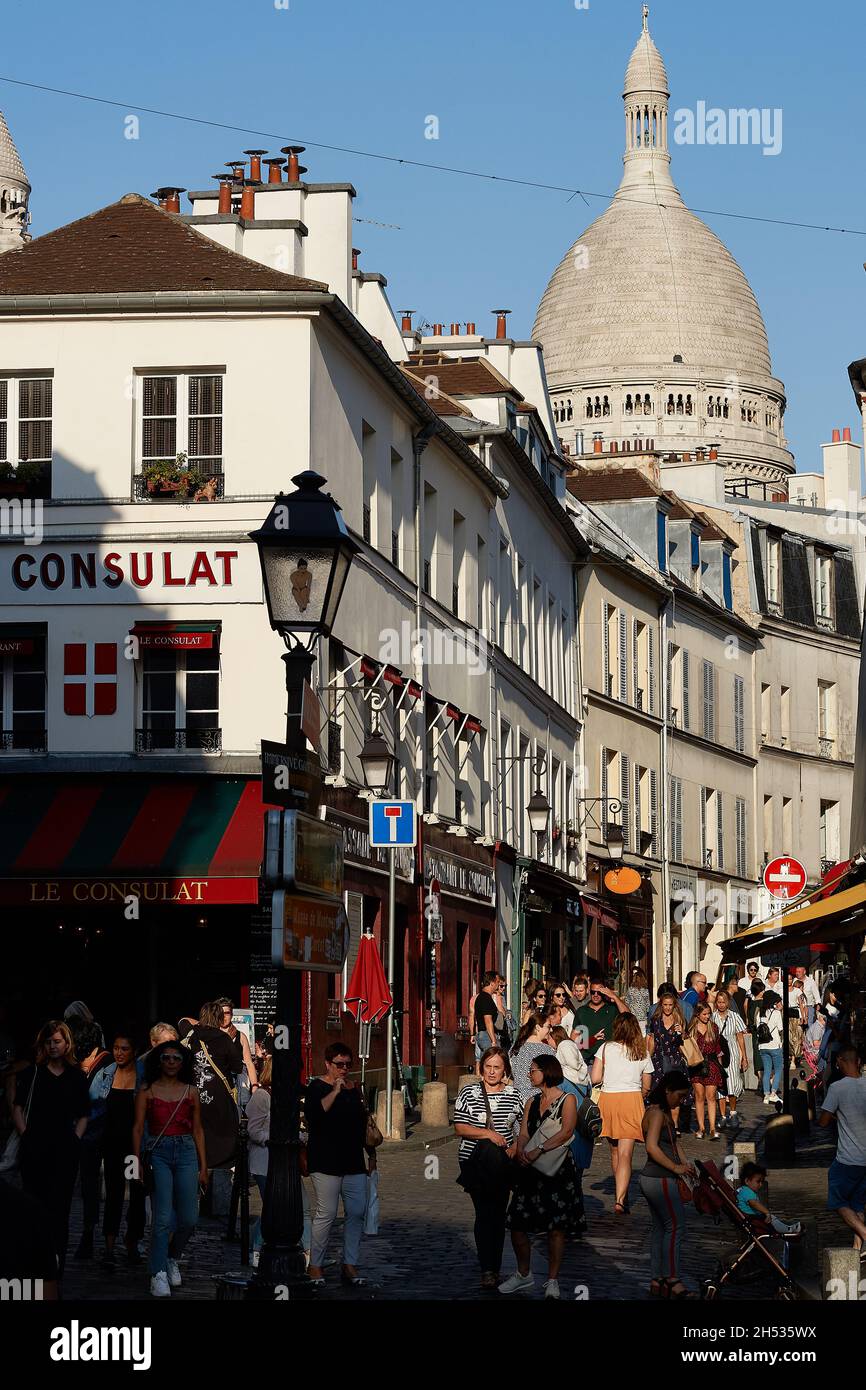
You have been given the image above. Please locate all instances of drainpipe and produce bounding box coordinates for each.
[412,421,439,1068]
[660,595,673,982]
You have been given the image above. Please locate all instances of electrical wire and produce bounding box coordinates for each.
[1,73,865,239]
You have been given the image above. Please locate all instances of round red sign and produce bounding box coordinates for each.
[762,856,807,901]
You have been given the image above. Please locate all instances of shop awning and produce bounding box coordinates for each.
[721,879,866,956]
[130,621,220,650]
[0,775,268,905]
[579,893,620,930]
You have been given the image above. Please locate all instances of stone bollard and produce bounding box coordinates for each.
[764,1112,795,1164]
[730,1141,756,1184]
[456,1072,479,1092]
[421,1081,449,1128]
[822,1247,863,1299]
[789,1082,811,1137]
[376,1090,406,1142]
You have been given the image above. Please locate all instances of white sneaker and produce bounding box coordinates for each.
[166,1258,182,1288]
[763,1095,772,1104]
[543,1278,561,1299]
[150,1271,171,1298]
[498,1270,535,1295]
[251,1249,260,1269]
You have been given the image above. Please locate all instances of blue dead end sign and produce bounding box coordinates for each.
[369,799,416,848]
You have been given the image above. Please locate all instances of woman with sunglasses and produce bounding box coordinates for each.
[549,984,574,1035]
[519,979,545,1025]
[305,1041,370,1288]
[132,1042,207,1298]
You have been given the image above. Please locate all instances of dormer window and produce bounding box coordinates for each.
[690,531,700,570]
[815,553,834,626]
[766,536,781,609]
[722,551,733,610]
[656,510,668,573]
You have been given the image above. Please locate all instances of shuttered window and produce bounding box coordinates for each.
[669,776,683,860]
[618,611,628,703]
[682,650,690,730]
[733,675,745,753]
[648,627,656,714]
[633,618,641,706]
[702,658,716,741]
[650,768,659,857]
[634,764,642,850]
[603,603,611,696]
[140,372,224,473]
[700,787,708,863]
[735,797,747,878]
[343,891,364,995]
[620,752,631,850]
[716,790,725,871]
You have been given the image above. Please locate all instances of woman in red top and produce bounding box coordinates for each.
[686,1003,725,1140]
[132,1043,207,1298]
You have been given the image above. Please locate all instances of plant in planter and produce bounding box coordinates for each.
[0,459,48,494]
[142,452,203,498]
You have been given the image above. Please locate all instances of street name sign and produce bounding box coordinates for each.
[261,738,321,811]
[369,799,417,848]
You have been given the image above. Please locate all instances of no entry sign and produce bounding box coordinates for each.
[763,856,807,901]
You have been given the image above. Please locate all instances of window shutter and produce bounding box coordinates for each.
[702,659,715,740]
[650,768,659,857]
[666,640,674,717]
[648,627,656,714]
[618,610,628,703]
[634,764,642,849]
[700,787,707,862]
[603,603,611,696]
[672,777,683,861]
[632,617,640,706]
[716,790,725,870]
[343,891,364,995]
[734,675,745,753]
[736,797,747,878]
[600,745,608,806]
[682,650,690,729]
[620,753,631,850]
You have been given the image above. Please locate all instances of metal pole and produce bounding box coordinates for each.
[782,966,790,1114]
[385,848,396,1137]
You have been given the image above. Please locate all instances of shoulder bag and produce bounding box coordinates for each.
[0,1068,37,1175]
[196,1035,238,1104]
[590,1042,606,1105]
[141,1087,191,1193]
[523,1095,572,1177]
[456,1085,513,1194]
[364,1105,384,1150]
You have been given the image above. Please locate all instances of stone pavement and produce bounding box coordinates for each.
[57,1088,846,1302]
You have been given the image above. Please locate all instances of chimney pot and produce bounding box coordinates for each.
[843,426,852,441]
[152,186,185,213]
[281,145,306,181]
[240,180,256,221]
[465,321,476,335]
[492,308,511,340]
[243,149,267,182]
[432,323,443,336]
[263,157,286,184]
[832,428,841,443]
[682,451,691,462]
[708,447,718,460]
[450,322,460,335]
[212,175,235,215]
[400,310,414,333]
[593,437,603,454]
[610,441,618,453]
[226,161,246,182]
[352,248,360,271]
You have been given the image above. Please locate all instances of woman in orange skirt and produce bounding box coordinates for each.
[591,1013,654,1214]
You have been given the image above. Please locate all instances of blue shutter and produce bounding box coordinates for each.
[656,510,667,572]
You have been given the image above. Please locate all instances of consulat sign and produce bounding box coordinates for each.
[0,877,259,906]
[0,544,256,605]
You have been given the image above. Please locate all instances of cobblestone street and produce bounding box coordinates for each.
[58,1089,841,1302]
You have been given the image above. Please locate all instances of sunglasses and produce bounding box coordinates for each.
[590,989,602,996]
[332,1060,350,1069]
[553,992,566,998]
[161,1053,184,1063]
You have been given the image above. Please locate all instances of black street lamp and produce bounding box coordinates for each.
[360,726,395,794]
[246,470,358,1298]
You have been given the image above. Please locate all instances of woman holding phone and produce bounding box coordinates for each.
[132,1041,207,1298]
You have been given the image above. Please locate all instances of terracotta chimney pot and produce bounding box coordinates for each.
[240,181,256,220]
[492,308,511,339]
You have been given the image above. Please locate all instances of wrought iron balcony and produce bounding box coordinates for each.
[135,726,222,753]
[0,727,47,752]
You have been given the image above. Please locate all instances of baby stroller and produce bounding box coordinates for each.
[692,1160,799,1301]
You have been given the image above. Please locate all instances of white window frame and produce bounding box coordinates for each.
[767,537,781,607]
[139,644,221,752]
[815,553,833,623]
[0,640,47,752]
[136,370,224,474]
[0,374,53,466]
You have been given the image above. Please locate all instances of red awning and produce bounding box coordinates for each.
[580,894,620,929]
[130,623,217,649]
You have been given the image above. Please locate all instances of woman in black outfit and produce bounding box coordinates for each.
[97,1034,146,1268]
[179,1001,244,1171]
[12,1020,90,1277]
[305,1041,371,1288]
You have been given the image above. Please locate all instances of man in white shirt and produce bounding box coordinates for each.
[795,967,821,1024]
[819,1048,866,1250]
[738,961,764,991]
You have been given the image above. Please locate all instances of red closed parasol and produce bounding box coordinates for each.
[345,933,392,1025]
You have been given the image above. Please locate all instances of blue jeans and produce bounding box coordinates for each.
[148,1134,200,1275]
[761,1049,783,1095]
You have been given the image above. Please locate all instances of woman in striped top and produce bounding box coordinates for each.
[454,1047,523,1291]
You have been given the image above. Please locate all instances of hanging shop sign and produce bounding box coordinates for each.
[424,848,495,904]
[271,889,349,973]
[604,865,643,896]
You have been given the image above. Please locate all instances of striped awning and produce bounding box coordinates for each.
[0,776,268,905]
[720,879,866,958]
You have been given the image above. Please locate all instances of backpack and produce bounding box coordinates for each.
[757,1020,772,1045]
[575,1093,603,1141]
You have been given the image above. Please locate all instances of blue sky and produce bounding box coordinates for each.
[2,0,865,469]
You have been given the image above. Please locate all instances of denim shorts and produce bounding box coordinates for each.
[827,1160,866,1212]
[474,1030,493,1061]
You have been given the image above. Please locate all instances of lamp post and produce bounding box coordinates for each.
[247,470,358,1297]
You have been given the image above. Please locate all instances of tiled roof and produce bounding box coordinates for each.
[567,467,663,502]
[0,194,327,296]
[405,354,521,398]
[400,368,473,418]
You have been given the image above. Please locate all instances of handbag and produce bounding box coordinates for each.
[141,1088,190,1194]
[457,1085,513,1194]
[523,1095,571,1177]
[590,1041,606,1105]
[0,1069,37,1175]
[365,1110,384,1150]
[680,1036,703,1068]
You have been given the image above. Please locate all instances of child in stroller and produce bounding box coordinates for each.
[736,1162,802,1236]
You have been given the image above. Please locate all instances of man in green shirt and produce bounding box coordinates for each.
[573,980,628,1062]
